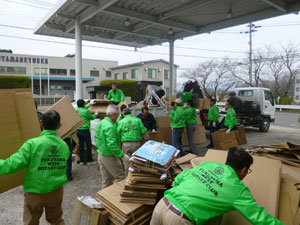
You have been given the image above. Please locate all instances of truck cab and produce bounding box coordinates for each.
[233,87,275,132]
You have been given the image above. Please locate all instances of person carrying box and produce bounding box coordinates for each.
[0,110,70,225]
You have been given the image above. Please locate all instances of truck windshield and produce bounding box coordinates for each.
[238,90,253,97]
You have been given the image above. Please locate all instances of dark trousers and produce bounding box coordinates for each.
[209,121,219,147]
[64,138,73,177]
[172,127,185,157]
[186,124,198,155]
[76,129,93,163]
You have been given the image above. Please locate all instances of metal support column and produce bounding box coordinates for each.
[169,38,175,96]
[75,17,83,100]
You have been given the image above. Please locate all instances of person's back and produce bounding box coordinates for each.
[0,110,69,225]
[118,114,147,142]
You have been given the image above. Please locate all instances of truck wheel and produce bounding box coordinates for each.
[259,118,270,132]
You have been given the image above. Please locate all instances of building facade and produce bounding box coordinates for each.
[0,53,118,101]
[110,59,178,98]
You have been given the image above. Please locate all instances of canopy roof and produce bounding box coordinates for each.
[34,0,300,48]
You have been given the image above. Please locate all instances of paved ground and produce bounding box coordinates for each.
[0,112,300,225]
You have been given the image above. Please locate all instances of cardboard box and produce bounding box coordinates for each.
[0,89,41,194]
[47,96,84,140]
[72,197,108,225]
[157,116,172,145]
[236,126,247,145]
[88,99,110,114]
[141,131,164,145]
[201,150,281,225]
[181,116,206,147]
[199,98,210,110]
[212,129,239,150]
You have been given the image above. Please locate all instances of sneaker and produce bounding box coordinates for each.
[87,161,97,166]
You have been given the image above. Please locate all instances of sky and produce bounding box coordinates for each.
[1,0,300,75]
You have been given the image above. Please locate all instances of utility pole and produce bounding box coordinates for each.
[241,23,261,86]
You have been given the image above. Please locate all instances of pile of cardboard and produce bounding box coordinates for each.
[88,100,128,117]
[212,126,247,150]
[248,142,300,168]
[96,180,154,225]
[122,141,178,205]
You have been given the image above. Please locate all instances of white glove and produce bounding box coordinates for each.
[90,99,96,105]
[212,122,216,127]
[152,129,156,132]
[226,129,231,134]
[95,111,99,116]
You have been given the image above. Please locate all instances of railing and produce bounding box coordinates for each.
[34,95,63,106]
[216,102,300,110]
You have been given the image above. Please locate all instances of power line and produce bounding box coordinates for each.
[4,0,51,10]
[0,33,242,60]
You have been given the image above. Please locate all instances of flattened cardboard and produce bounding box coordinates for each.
[191,157,204,168]
[141,131,164,145]
[0,89,40,194]
[157,116,172,145]
[236,126,247,145]
[202,150,281,224]
[47,96,84,139]
[175,153,198,165]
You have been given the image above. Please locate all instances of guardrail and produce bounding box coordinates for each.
[216,102,300,110]
[34,95,63,106]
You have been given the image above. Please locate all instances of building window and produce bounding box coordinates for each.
[296,88,300,92]
[123,72,129,80]
[148,69,157,79]
[0,66,26,74]
[115,73,120,80]
[164,70,169,80]
[90,70,100,77]
[296,79,300,84]
[296,95,299,100]
[50,68,67,75]
[165,88,170,98]
[70,69,75,76]
[131,69,138,79]
[63,86,72,90]
[34,68,48,75]
[106,71,111,77]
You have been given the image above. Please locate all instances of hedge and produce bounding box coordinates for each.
[0,75,31,89]
[100,80,137,101]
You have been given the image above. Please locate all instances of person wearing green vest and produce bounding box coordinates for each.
[207,98,219,148]
[76,99,98,165]
[150,148,284,225]
[117,108,147,175]
[0,110,70,225]
[225,99,237,134]
[178,91,194,105]
[107,83,125,105]
[184,100,197,155]
[95,104,125,188]
[169,98,186,157]
[116,104,128,127]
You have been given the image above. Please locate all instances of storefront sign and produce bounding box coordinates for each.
[0,55,48,64]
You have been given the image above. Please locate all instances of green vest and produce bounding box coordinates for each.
[117,114,147,142]
[224,107,237,130]
[169,106,186,128]
[0,130,69,194]
[107,88,125,103]
[184,107,197,125]
[95,117,123,158]
[208,104,219,122]
[165,162,284,225]
[76,106,97,130]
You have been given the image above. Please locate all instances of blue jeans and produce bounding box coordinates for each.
[172,127,185,157]
[209,121,219,147]
[77,129,93,163]
[64,138,73,177]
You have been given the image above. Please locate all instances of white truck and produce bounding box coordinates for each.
[225,87,276,132]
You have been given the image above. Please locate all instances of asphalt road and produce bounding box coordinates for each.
[0,112,300,225]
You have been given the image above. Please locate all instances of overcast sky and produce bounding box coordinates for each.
[1,0,300,74]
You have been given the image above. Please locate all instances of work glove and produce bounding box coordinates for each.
[90,99,96,105]
[152,129,156,132]
[95,111,99,116]
[212,122,216,127]
[226,129,231,134]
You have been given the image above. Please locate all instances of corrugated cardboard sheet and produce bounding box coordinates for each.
[0,89,40,193]
[47,96,84,139]
[196,150,281,224]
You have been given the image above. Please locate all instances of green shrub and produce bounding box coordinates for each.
[280,96,293,105]
[100,80,137,101]
[0,75,30,89]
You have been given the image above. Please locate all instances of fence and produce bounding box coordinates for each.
[34,95,63,106]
